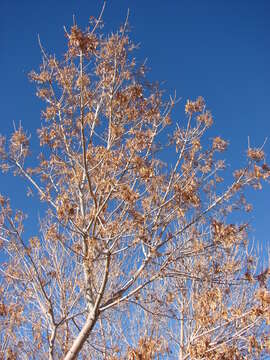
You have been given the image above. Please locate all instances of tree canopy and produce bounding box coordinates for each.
[0,10,269,360]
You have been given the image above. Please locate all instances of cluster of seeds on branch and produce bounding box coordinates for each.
[185,96,205,115]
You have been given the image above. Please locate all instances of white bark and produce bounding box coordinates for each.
[64,311,98,360]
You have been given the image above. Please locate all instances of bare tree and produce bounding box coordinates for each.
[0,9,269,359]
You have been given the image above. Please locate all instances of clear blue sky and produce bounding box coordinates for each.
[1,0,269,251]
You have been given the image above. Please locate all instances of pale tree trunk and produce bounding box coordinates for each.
[49,326,56,360]
[64,254,110,359]
[179,302,185,360]
[64,310,99,360]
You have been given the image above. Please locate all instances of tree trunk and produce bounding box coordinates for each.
[64,310,98,360]
[179,303,184,360]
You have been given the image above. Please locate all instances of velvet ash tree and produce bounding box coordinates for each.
[0,9,269,360]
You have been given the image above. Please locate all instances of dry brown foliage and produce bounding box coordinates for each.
[0,9,269,360]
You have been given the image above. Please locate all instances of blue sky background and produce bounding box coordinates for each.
[1,0,269,252]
